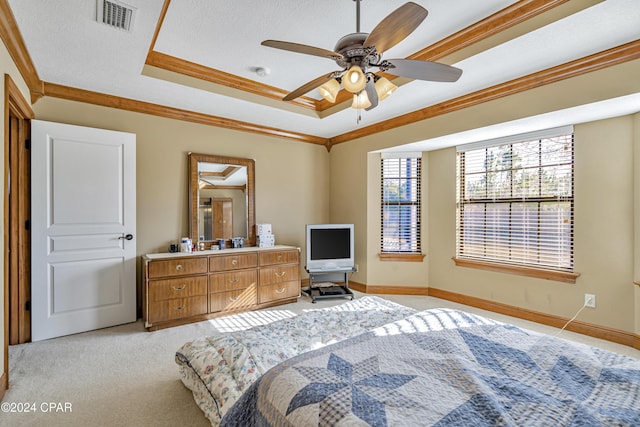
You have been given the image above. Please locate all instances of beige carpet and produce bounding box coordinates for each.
[5,292,640,426]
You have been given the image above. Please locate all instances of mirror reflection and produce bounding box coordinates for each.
[189,153,255,247]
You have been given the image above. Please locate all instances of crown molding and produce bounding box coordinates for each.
[145,51,320,112]
[40,82,329,146]
[0,0,42,102]
[409,0,598,62]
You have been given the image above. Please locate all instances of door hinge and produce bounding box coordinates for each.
[25,138,30,150]
[25,219,30,230]
[25,300,30,311]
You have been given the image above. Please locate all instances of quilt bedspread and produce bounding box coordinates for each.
[175,296,417,425]
[221,308,640,426]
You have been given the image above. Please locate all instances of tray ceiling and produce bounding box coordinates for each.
[6,0,640,149]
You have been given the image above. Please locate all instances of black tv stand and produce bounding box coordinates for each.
[303,267,355,303]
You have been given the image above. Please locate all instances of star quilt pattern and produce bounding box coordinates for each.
[221,308,640,426]
[175,296,417,425]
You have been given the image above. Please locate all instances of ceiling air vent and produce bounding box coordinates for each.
[97,0,136,31]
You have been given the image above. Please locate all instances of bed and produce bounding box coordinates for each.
[177,297,640,426]
[175,296,417,425]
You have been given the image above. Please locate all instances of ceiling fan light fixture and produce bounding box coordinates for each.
[351,91,371,110]
[318,79,340,103]
[343,65,367,93]
[262,1,462,115]
[374,76,397,101]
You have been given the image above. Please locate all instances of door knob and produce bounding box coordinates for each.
[119,234,134,240]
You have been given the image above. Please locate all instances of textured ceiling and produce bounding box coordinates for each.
[7,0,640,149]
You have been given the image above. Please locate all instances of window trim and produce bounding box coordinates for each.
[452,257,579,284]
[379,253,426,262]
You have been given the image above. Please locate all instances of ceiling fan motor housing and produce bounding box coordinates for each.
[334,32,379,68]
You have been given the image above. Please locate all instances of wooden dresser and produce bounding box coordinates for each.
[142,245,300,330]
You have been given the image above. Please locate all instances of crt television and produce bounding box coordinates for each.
[305,224,354,271]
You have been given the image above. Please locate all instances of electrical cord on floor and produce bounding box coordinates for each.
[555,301,588,337]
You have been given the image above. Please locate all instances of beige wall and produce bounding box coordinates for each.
[330,59,640,335]
[31,98,331,278]
[429,116,637,333]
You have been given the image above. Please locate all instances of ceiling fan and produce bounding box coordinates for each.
[261,1,463,111]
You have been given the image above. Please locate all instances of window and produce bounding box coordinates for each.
[381,154,422,256]
[455,128,574,275]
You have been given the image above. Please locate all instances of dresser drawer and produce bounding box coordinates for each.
[258,280,300,304]
[148,276,207,301]
[148,295,208,323]
[210,288,257,312]
[259,249,299,266]
[259,264,300,286]
[148,257,208,278]
[210,253,258,271]
[209,269,258,293]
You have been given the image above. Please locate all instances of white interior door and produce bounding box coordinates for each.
[31,120,136,341]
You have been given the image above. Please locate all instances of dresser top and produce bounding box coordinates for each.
[143,245,298,261]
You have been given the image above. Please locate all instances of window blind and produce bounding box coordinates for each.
[381,155,421,253]
[456,131,574,272]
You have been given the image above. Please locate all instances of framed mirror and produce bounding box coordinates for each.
[188,153,255,247]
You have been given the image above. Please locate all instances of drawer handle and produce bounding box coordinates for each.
[277,255,283,261]
[175,264,183,271]
[175,306,183,311]
[229,278,239,284]
[229,296,239,302]
[172,285,186,291]
[231,259,238,266]
[275,287,286,294]
[275,271,286,278]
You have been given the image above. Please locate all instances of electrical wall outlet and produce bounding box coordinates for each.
[584,293,596,308]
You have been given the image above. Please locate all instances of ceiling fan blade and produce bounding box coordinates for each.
[283,73,336,101]
[363,2,428,54]
[364,78,378,111]
[385,59,463,82]
[261,40,343,60]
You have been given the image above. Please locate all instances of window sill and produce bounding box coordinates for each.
[452,257,579,284]
[379,253,426,262]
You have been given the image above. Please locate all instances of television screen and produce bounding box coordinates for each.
[305,224,354,271]
[310,228,351,260]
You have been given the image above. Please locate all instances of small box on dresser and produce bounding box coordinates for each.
[257,234,275,247]
[255,224,272,235]
[256,223,275,247]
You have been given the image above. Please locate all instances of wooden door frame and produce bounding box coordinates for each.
[3,74,33,398]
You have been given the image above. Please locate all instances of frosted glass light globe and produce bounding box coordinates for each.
[343,65,367,93]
